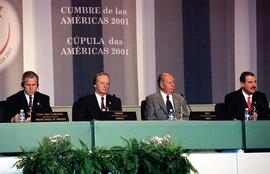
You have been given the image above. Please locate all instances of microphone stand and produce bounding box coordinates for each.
[181,94,192,113]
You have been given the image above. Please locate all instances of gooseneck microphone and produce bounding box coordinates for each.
[181,94,192,113]
[112,94,116,101]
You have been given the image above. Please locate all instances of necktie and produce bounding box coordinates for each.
[247,96,252,111]
[101,96,105,111]
[166,95,173,113]
[29,95,33,109]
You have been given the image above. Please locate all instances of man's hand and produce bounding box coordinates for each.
[11,114,20,123]
[11,114,30,123]
[25,117,31,122]
[250,113,258,121]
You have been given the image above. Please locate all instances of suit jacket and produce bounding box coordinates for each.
[6,90,52,121]
[73,93,122,121]
[144,92,190,120]
[225,89,270,120]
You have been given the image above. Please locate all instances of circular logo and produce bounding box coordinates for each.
[0,0,21,71]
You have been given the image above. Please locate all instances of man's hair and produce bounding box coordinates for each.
[21,71,39,87]
[92,72,110,85]
[157,72,170,88]
[157,73,164,89]
[240,71,255,83]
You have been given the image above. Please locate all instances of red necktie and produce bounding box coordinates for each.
[247,96,251,111]
[101,96,105,111]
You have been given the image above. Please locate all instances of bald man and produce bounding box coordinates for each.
[144,72,190,120]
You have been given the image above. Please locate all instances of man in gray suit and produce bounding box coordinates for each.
[144,72,190,120]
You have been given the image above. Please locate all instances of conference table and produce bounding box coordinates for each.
[0,120,269,153]
[1,120,270,174]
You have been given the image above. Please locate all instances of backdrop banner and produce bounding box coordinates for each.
[52,0,137,105]
[0,0,23,100]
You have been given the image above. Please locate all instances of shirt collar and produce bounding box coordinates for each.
[241,89,252,100]
[24,91,34,105]
[95,92,106,99]
[160,90,173,101]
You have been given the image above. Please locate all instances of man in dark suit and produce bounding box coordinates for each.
[225,71,270,120]
[73,72,122,121]
[144,72,190,120]
[7,71,52,122]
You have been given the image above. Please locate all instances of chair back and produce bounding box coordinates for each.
[72,101,80,121]
[0,101,8,122]
[214,103,227,120]
[140,100,147,120]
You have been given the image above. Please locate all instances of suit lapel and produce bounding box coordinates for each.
[252,92,260,107]
[106,95,110,107]
[106,95,114,110]
[238,89,248,109]
[157,92,167,113]
[20,91,29,109]
[19,91,30,114]
[172,94,179,112]
[92,94,100,111]
[32,93,37,110]
[33,92,40,108]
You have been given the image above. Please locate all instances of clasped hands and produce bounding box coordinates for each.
[11,114,31,123]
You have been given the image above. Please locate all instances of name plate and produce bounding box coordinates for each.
[190,111,216,120]
[33,112,69,122]
[112,112,130,120]
[100,111,137,120]
[199,112,216,120]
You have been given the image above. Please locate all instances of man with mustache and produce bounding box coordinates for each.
[225,71,270,120]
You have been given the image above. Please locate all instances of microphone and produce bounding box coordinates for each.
[112,94,117,103]
[181,94,192,113]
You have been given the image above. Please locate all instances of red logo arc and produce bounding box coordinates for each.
[0,23,10,55]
